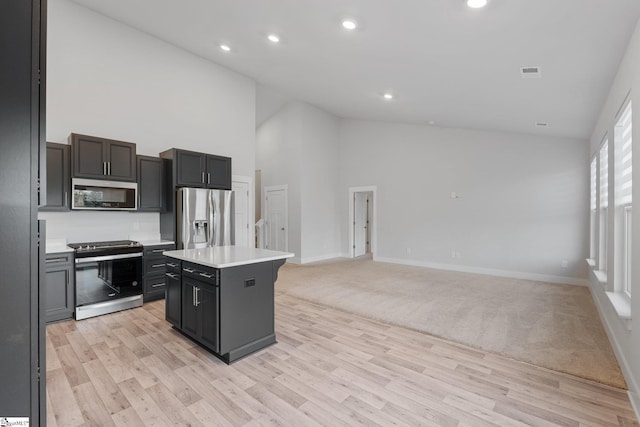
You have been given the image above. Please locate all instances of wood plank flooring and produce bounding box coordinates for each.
[46,295,639,426]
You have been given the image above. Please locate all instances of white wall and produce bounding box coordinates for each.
[43,0,256,242]
[256,101,341,263]
[338,120,590,284]
[588,17,640,416]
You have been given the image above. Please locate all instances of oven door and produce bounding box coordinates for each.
[75,253,143,307]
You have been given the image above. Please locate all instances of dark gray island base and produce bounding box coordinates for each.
[163,247,293,364]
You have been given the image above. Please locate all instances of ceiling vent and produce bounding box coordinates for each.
[521,66,542,78]
[535,122,549,128]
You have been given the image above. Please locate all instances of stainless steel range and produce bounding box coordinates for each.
[68,240,143,320]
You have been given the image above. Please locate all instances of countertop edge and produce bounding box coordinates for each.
[164,251,294,269]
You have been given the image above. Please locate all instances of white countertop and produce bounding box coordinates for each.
[46,243,74,254]
[163,246,294,268]
[140,240,175,247]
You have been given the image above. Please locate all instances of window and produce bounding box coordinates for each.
[615,101,632,297]
[599,138,609,274]
[590,156,597,261]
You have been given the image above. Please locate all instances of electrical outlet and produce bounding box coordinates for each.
[406,248,411,254]
[561,260,568,268]
[451,251,456,258]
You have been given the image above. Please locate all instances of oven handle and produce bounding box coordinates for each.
[75,252,143,264]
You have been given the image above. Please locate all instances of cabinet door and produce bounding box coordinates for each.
[181,280,199,337]
[176,150,206,187]
[165,270,181,327]
[198,283,219,352]
[206,155,231,190]
[106,140,136,181]
[137,156,164,212]
[45,256,74,323]
[72,134,107,179]
[41,142,69,211]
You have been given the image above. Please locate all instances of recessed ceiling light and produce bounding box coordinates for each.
[466,0,488,8]
[220,44,231,52]
[342,19,358,30]
[383,92,394,100]
[267,34,280,43]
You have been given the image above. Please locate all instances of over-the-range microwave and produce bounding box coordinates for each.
[72,178,137,211]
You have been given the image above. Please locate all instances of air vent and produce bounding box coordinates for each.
[535,122,549,128]
[521,66,542,78]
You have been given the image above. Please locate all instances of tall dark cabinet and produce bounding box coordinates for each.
[0,0,46,424]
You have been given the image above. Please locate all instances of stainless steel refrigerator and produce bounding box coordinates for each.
[176,188,235,249]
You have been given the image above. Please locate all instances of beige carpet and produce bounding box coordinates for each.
[276,257,626,389]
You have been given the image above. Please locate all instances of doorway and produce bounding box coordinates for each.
[349,186,377,258]
[264,185,288,251]
[232,175,252,247]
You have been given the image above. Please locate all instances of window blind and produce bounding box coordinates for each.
[600,139,609,208]
[615,102,632,206]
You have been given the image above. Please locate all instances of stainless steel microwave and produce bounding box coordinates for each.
[72,178,137,211]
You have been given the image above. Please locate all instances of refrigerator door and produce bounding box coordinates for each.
[177,188,211,249]
[209,190,235,246]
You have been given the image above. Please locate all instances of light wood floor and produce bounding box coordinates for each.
[46,295,639,426]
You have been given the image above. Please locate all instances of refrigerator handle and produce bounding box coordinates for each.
[208,190,215,246]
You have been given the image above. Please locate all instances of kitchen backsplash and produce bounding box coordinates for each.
[38,211,160,243]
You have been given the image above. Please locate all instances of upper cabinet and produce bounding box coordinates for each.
[137,155,164,212]
[70,133,136,182]
[161,148,231,190]
[40,142,70,211]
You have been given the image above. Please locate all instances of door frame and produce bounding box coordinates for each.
[264,184,289,252]
[232,175,253,248]
[348,186,377,258]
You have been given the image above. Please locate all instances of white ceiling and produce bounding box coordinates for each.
[70,0,640,139]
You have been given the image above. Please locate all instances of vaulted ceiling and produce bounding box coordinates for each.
[71,0,640,139]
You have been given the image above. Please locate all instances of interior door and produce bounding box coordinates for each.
[265,187,287,251]
[354,192,367,257]
[232,180,249,247]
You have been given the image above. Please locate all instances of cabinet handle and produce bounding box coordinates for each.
[165,272,178,279]
[103,162,107,175]
[207,173,211,184]
[45,257,67,263]
[151,283,165,288]
[202,172,205,183]
[108,162,111,175]
[151,249,165,253]
[183,267,195,273]
[199,272,213,279]
[167,262,178,268]
[194,287,200,307]
[151,263,166,268]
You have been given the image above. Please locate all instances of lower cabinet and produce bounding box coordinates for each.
[181,278,219,353]
[165,260,181,328]
[45,253,75,323]
[165,257,285,363]
[142,243,174,302]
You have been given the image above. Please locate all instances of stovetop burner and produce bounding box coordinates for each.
[68,240,142,257]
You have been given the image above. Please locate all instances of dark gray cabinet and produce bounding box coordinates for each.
[161,148,232,190]
[142,243,174,302]
[165,259,181,327]
[70,133,137,182]
[137,155,164,212]
[40,142,70,211]
[44,253,74,323]
[0,0,46,421]
[181,269,220,353]
[165,257,285,363]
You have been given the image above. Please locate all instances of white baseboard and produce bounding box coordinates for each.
[587,278,640,421]
[373,256,589,286]
[300,253,349,264]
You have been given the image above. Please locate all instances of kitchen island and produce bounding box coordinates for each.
[163,246,293,363]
